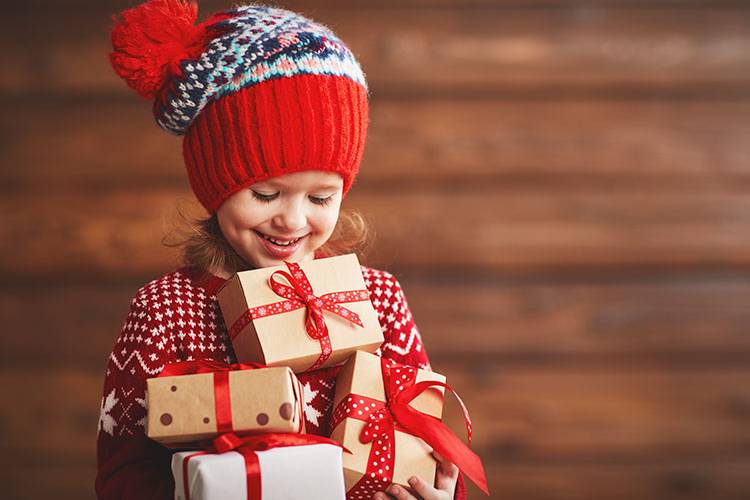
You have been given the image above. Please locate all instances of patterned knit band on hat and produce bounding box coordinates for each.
[110,0,369,213]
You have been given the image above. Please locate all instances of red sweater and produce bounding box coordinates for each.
[95,264,466,499]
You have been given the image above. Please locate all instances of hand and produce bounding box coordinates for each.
[373,452,459,500]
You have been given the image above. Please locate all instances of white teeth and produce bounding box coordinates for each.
[260,232,300,246]
[270,238,295,246]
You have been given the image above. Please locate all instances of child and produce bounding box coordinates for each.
[96,1,464,499]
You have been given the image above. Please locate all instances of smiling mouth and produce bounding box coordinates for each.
[254,230,307,247]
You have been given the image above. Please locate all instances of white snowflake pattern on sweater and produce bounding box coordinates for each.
[95,264,432,498]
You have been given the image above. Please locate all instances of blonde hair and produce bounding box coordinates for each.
[163,201,373,276]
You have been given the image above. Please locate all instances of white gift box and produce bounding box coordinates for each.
[172,443,346,500]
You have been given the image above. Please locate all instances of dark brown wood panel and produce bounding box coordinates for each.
[479,461,750,500]
[6,462,97,500]
[4,7,750,95]
[7,0,746,12]
[440,366,750,461]
[4,1,749,499]
[407,277,750,363]
[4,99,750,190]
[5,366,750,470]
[8,459,750,500]
[3,277,750,369]
[0,370,102,460]
[4,186,750,278]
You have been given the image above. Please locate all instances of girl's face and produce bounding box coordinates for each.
[216,170,344,269]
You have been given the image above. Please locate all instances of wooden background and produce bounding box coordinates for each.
[2,0,750,498]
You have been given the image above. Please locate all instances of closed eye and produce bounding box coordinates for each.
[309,195,334,206]
[251,189,334,206]
[251,190,278,203]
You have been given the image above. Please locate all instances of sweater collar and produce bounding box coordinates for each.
[180,250,331,296]
[178,266,228,296]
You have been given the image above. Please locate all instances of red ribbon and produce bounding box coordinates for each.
[182,432,346,500]
[159,359,267,377]
[331,358,489,496]
[228,261,370,371]
[158,359,303,435]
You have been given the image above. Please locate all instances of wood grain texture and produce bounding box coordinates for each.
[3,7,750,96]
[476,461,750,500]
[8,460,750,500]
[407,276,750,364]
[4,98,750,190]
[7,0,748,12]
[4,186,750,279]
[3,276,750,369]
[3,1,750,499]
[4,365,750,498]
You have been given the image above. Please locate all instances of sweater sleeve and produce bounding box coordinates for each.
[363,268,431,370]
[95,289,176,499]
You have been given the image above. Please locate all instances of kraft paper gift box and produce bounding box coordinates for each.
[217,254,384,373]
[329,351,447,495]
[172,443,346,500]
[147,363,304,446]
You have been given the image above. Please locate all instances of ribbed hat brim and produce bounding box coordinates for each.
[183,74,369,213]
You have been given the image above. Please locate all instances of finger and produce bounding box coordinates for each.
[386,483,418,500]
[409,476,438,499]
[373,493,392,500]
[433,459,459,494]
[432,452,459,480]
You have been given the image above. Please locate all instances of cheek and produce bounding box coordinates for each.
[311,206,341,235]
[219,205,266,238]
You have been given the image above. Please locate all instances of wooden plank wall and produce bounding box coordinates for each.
[2,0,750,498]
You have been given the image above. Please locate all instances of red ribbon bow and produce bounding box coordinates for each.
[331,358,489,496]
[228,261,370,371]
[158,359,302,435]
[182,432,346,500]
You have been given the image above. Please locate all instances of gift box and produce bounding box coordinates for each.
[147,361,304,446]
[330,351,445,492]
[173,435,347,500]
[330,351,489,497]
[217,254,384,373]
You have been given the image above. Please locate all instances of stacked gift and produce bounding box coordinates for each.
[145,254,385,499]
[146,254,487,499]
[147,361,304,446]
[172,433,347,500]
[330,351,489,497]
[217,254,384,373]
[147,360,348,500]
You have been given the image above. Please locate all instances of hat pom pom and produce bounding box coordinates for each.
[110,0,209,99]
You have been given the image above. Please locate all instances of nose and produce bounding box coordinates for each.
[271,195,307,234]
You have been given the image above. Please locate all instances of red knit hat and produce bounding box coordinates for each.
[110,0,369,213]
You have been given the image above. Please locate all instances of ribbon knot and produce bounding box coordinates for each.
[269,265,363,338]
[303,296,328,341]
[228,261,371,371]
[213,432,249,453]
[331,358,489,496]
[268,262,366,370]
[360,407,394,444]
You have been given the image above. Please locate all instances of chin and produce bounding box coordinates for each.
[244,245,315,269]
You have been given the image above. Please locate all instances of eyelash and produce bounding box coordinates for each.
[251,191,333,206]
